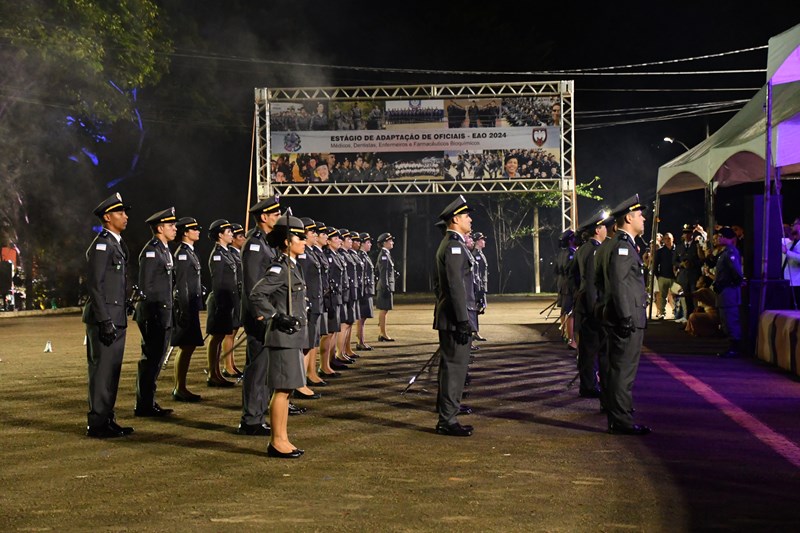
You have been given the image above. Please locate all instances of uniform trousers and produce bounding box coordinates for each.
[577,313,601,393]
[436,330,471,425]
[602,326,644,429]
[135,318,170,408]
[86,323,126,427]
[241,334,270,426]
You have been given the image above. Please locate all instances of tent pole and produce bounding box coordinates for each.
[648,194,661,320]
[759,81,774,318]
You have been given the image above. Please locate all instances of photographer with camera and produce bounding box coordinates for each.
[83,193,135,438]
[677,224,704,317]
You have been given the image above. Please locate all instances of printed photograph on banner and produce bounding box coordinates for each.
[329,101,386,131]
[272,151,447,183]
[495,148,561,180]
[499,96,561,128]
[444,98,501,128]
[269,101,330,131]
[442,150,486,180]
[384,99,445,129]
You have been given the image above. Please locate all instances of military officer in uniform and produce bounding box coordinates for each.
[433,195,475,437]
[295,217,323,399]
[307,220,330,385]
[320,227,345,376]
[222,223,245,378]
[375,232,397,342]
[84,193,134,438]
[572,210,613,399]
[170,217,204,402]
[204,219,238,388]
[250,214,308,458]
[134,207,177,417]
[239,196,280,435]
[595,195,650,435]
[356,232,375,350]
[713,226,744,358]
[471,232,489,342]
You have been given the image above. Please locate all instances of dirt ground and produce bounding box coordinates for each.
[2,297,799,532]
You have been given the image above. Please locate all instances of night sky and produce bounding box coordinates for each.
[91,2,800,294]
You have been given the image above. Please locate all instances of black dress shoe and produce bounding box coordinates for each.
[293,389,321,400]
[307,378,328,387]
[330,361,349,371]
[345,352,360,359]
[86,423,126,439]
[172,389,202,402]
[608,423,651,436]
[435,422,473,437]
[134,403,173,417]
[473,333,487,342]
[378,335,396,342]
[207,378,235,388]
[579,389,602,399]
[470,344,479,351]
[267,443,303,459]
[222,369,244,379]
[334,356,355,365]
[459,404,473,415]
[318,370,341,378]
[288,403,307,416]
[237,422,271,436]
[356,343,373,351]
[108,420,134,435]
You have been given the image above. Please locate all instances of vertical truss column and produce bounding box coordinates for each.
[254,88,271,197]
[560,81,576,231]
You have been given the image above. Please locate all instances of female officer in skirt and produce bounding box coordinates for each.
[250,214,308,458]
[205,219,237,387]
[170,217,205,402]
[375,232,397,341]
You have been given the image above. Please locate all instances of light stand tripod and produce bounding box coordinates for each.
[400,348,441,396]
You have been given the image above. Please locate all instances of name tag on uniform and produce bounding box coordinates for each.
[146,251,156,258]
[298,253,306,259]
[269,265,282,274]
[451,247,462,255]
[213,255,222,261]
[381,256,387,260]
[178,254,188,261]
[95,243,107,251]
[249,243,261,252]
[618,248,629,256]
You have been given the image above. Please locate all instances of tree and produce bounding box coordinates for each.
[476,177,602,293]
[0,0,170,307]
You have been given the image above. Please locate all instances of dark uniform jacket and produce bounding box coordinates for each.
[433,231,474,331]
[82,229,128,327]
[351,249,365,300]
[472,249,488,299]
[298,248,323,314]
[339,250,359,303]
[376,248,396,294]
[713,244,743,307]
[173,242,203,319]
[573,238,602,317]
[207,243,238,323]
[240,228,277,334]
[596,231,647,329]
[250,255,308,349]
[359,250,375,297]
[312,246,333,310]
[135,238,174,328]
[325,247,347,305]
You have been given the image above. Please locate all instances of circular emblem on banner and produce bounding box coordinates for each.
[409,99,422,109]
[283,132,302,152]
[532,128,547,147]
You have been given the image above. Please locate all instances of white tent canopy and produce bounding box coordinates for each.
[657,23,800,196]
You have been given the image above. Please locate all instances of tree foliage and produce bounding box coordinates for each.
[476,177,603,293]
[0,0,171,307]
